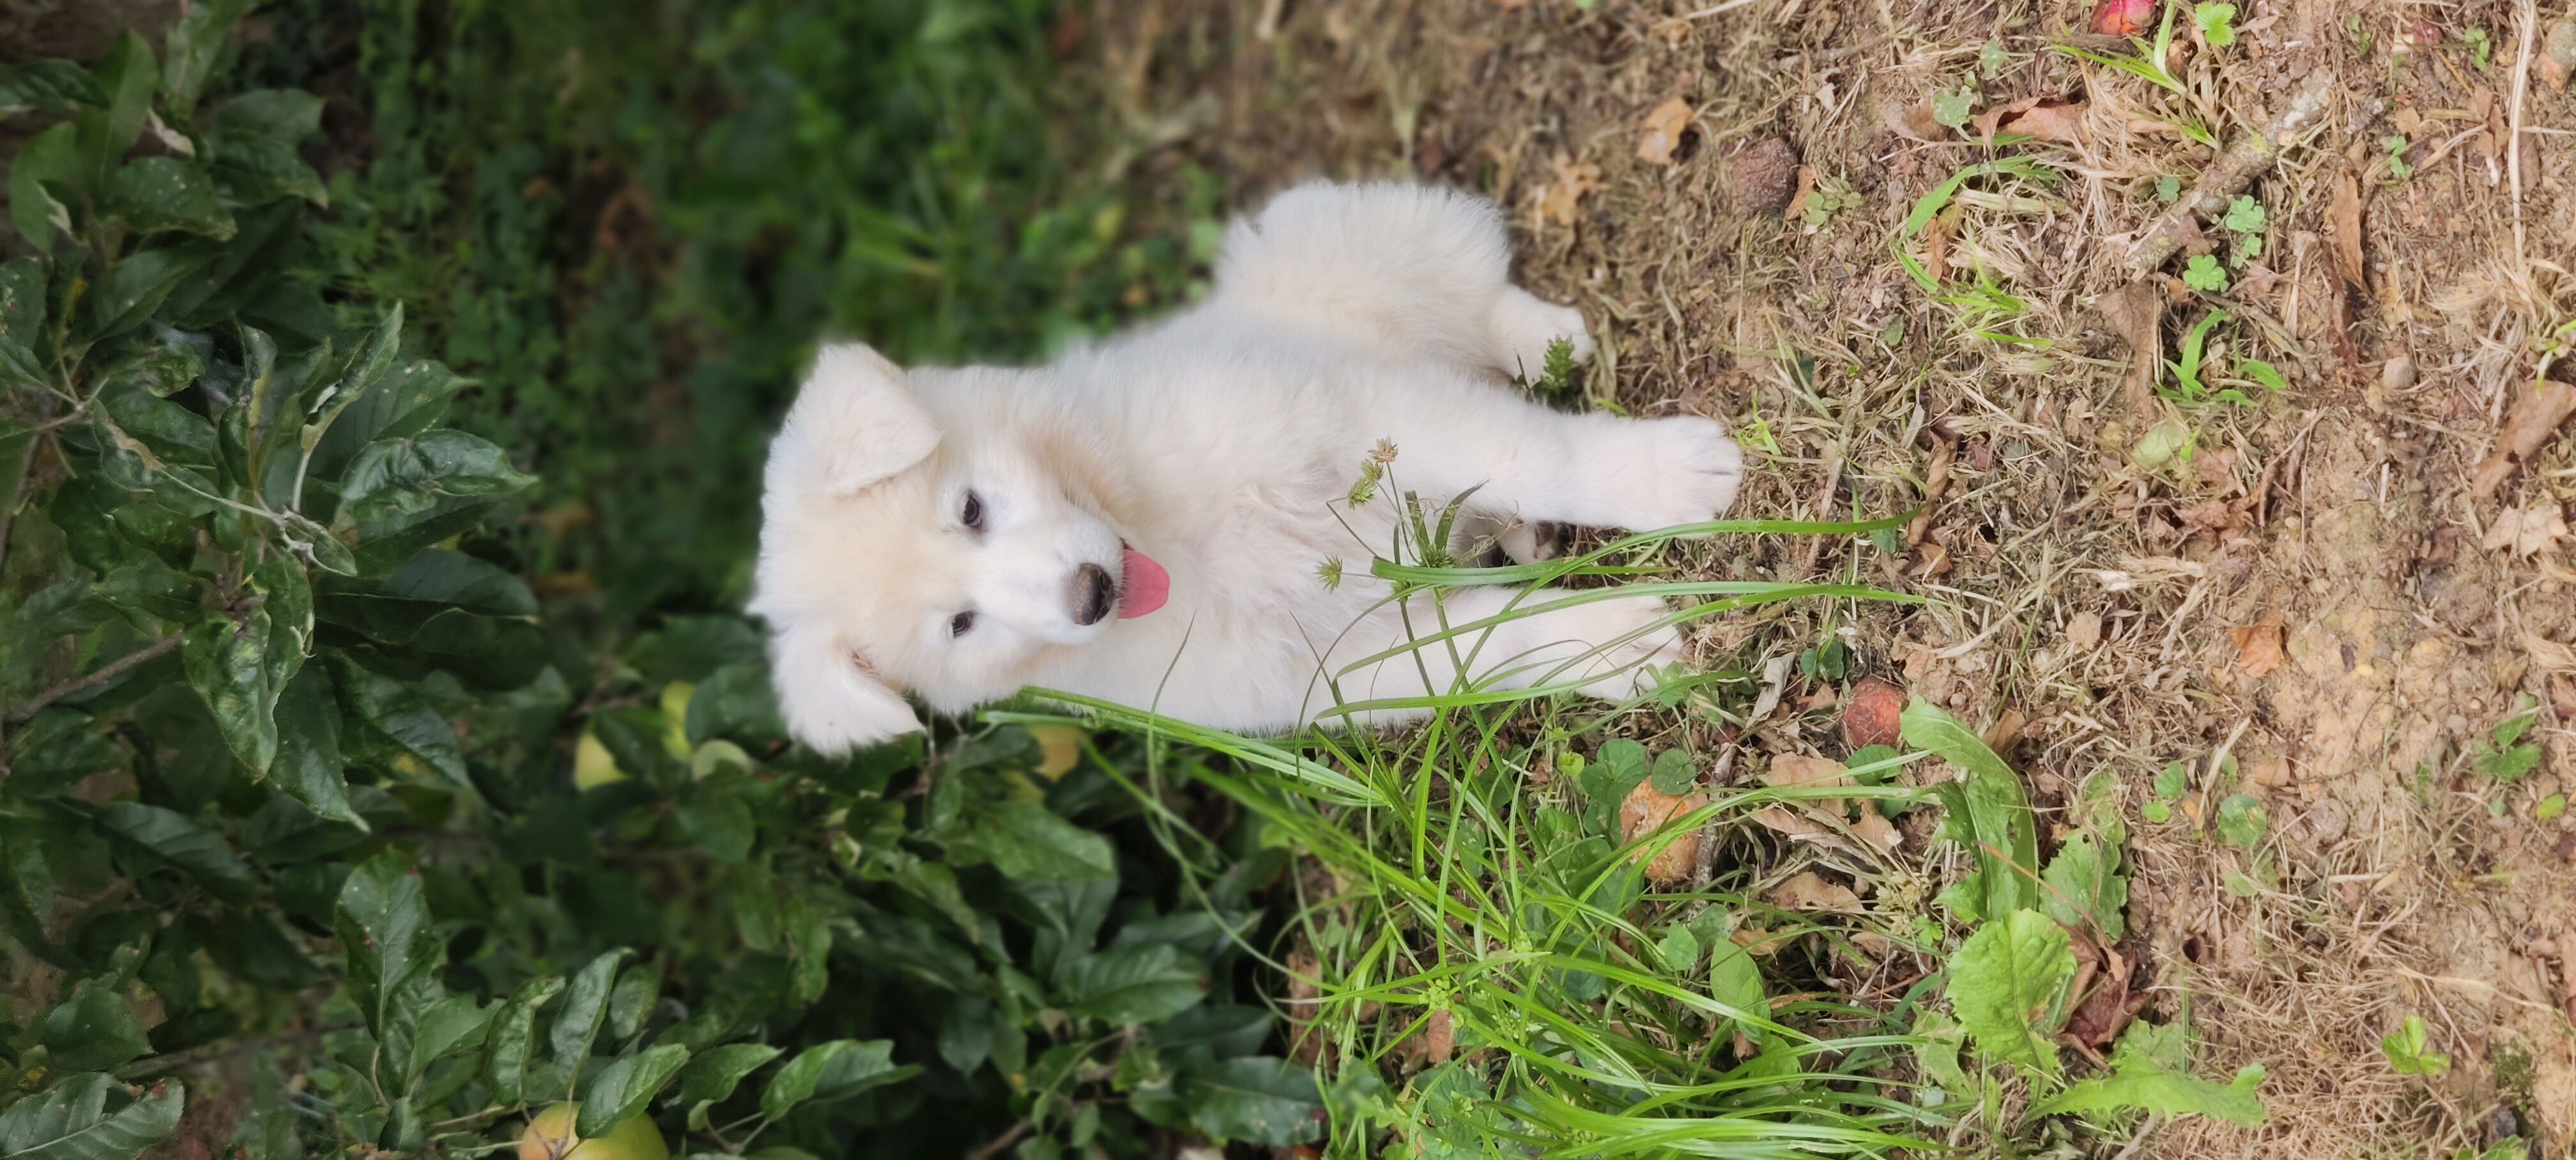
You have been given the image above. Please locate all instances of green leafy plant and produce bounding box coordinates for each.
[1801,172,1862,228]
[2181,254,2229,292]
[2386,134,2417,180]
[2381,1014,2451,1075]
[2155,174,2183,203]
[1514,336,1580,400]
[2221,195,2267,265]
[2472,696,2545,782]
[2142,759,2189,823]
[2461,26,2493,69]
[2195,3,2239,47]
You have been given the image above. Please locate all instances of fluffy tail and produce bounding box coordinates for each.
[1213,181,1516,368]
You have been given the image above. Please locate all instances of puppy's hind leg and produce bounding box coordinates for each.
[1218,183,1585,376]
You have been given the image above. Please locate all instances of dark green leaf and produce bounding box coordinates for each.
[675,1042,779,1109]
[316,549,537,639]
[188,910,320,990]
[307,360,464,482]
[576,1044,690,1137]
[160,0,257,108]
[106,158,233,240]
[330,655,466,786]
[6,710,123,799]
[0,1073,185,1160]
[1179,1057,1324,1147]
[758,1039,910,1121]
[182,611,278,774]
[81,33,157,185]
[268,665,358,826]
[0,60,107,116]
[1056,945,1206,1025]
[9,122,80,252]
[674,786,754,863]
[485,974,565,1106]
[208,90,324,206]
[682,662,786,745]
[98,380,216,465]
[551,949,627,1076]
[403,995,494,1088]
[334,851,437,1044]
[92,802,253,906]
[77,245,218,346]
[969,802,1115,881]
[2039,832,2128,942]
[39,982,153,1073]
[1648,747,1696,795]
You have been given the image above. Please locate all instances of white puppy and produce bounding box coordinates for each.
[751,182,1744,752]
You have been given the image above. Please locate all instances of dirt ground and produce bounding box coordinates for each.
[1071,0,2576,1153]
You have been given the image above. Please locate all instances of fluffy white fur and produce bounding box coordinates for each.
[751,181,1745,753]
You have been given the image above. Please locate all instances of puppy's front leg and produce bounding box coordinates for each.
[1376,383,1745,534]
[1318,586,1684,718]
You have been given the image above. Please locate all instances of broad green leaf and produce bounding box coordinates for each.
[576,1043,691,1137]
[106,158,234,239]
[0,1073,185,1160]
[2031,1056,2265,1124]
[1706,937,1766,1034]
[608,964,661,1042]
[98,380,217,465]
[1906,698,2037,919]
[403,995,494,1088]
[38,982,153,1073]
[334,851,438,1044]
[6,710,123,799]
[0,60,107,116]
[188,910,319,990]
[330,657,467,786]
[307,360,466,482]
[208,90,325,206]
[1178,1057,1323,1147]
[2215,793,2267,847]
[1647,747,1696,795]
[970,801,1115,880]
[182,609,279,773]
[551,950,628,1076]
[77,245,218,346]
[675,1042,779,1109]
[485,974,565,1106]
[10,122,80,252]
[758,1039,909,1121]
[81,33,157,185]
[2380,1013,2450,1075]
[269,666,358,826]
[92,802,254,905]
[1057,944,1207,1025]
[162,0,259,108]
[337,430,535,525]
[316,549,537,641]
[2038,832,2127,942]
[1947,908,2074,1077]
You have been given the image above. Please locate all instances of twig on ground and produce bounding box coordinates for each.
[2121,72,2337,279]
[2510,0,2538,266]
[5,634,185,724]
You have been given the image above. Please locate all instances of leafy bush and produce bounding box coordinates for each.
[0,8,1291,1159]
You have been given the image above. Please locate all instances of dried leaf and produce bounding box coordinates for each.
[1782,164,1818,220]
[2228,614,2287,678]
[1620,779,1706,884]
[1636,97,1694,165]
[1540,160,1603,227]
[2096,280,2164,416]
[1770,870,1862,912]
[1885,97,1948,142]
[2471,382,2576,498]
[2481,505,2570,557]
[2550,673,2576,720]
[2329,169,2367,293]
[1993,98,2089,144]
[1422,1009,1453,1064]
[1851,810,1903,852]
[1763,754,1854,790]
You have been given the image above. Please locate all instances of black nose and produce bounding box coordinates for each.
[1071,563,1116,625]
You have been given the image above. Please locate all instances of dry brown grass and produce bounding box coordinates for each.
[1064,0,2576,1152]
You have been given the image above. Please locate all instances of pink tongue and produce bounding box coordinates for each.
[1117,547,1169,618]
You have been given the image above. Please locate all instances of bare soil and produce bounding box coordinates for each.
[1069,0,2576,1153]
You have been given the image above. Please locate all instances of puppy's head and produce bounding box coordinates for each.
[750,344,1165,753]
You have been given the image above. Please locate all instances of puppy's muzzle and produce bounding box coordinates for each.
[1070,563,1116,626]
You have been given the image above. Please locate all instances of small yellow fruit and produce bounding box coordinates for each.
[659,682,696,759]
[1027,724,1084,779]
[574,733,626,789]
[518,1103,669,1160]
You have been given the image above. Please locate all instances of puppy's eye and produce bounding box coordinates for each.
[961,491,984,530]
[949,611,976,637]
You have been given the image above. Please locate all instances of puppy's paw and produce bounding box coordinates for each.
[1489,288,1593,381]
[1601,416,1745,531]
[1549,595,1687,701]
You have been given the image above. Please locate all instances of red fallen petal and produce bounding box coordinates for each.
[2092,0,2156,37]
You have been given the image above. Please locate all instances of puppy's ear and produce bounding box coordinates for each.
[769,624,923,754]
[773,343,941,497]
